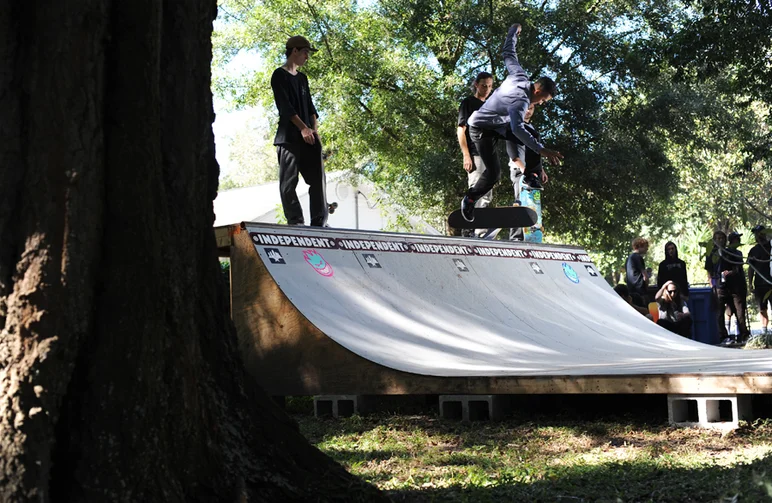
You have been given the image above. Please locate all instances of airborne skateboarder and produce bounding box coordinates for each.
[461,23,563,222]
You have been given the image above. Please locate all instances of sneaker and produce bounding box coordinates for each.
[461,196,475,222]
[522,173,543,190]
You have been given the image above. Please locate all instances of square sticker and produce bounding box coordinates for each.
[363,254,381,268]
[265,248,285,264]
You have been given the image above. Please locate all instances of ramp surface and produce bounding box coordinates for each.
[244,223,772,378]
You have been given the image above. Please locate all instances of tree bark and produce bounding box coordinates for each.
[0,1,385,501]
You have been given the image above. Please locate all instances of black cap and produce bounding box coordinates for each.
[752,224,766,234]
[728,231,742,242]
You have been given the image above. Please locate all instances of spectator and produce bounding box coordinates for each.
[748,224,772,334]
[625,237,650,307]
[457,72,494,237]
[508,105,548,241]
[707,231,750,344]
[654,281,692,338]
[657,241,689,301]
[613,284,652,319]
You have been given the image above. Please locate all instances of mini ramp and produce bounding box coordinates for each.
[224,223,772,396]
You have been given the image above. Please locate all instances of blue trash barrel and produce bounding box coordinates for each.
[687,287,718,344]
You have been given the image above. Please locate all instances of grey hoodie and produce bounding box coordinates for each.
[467,24,544,154]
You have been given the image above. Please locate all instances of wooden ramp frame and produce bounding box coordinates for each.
[222,223,772,396]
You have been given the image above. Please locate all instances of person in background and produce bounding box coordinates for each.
[625,237,650,307]
[748,224,772,335]
[508,105,548,240]
[654,280,692,338]
[708,231,750,344]
[457,72,494,237]
[613,284,653,319]
[657,241,689,301]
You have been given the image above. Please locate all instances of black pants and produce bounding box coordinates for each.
[715,288,749,339]
[657,317,693,339]
[277,140,327,226]
[467,126,539,202]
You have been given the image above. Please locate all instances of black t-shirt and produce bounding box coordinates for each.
[625,252,647,296]
[457,96,485,156]
[711,247,746,292]
[271,67,317,146]
[749,242,772,289]
[657,258,688,293]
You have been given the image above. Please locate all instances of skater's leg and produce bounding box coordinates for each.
[465,130,500,201]
[278,144,305,225]
[468,155,495,237]
[297,140,328,227]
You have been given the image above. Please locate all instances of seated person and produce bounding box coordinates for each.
[655,280,692,338]
[613,284,652,319]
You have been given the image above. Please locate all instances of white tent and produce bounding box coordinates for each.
[213,171,441,235]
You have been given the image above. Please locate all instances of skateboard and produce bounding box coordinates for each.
[448,206,537,230]
[519,178,543,243]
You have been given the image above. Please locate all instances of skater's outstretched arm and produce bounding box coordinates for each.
[503,23,528,81]
[507,99,542,152]
[507,101,563,165]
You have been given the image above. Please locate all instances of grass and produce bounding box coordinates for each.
[290,398,772,502]
[746,331,772,349]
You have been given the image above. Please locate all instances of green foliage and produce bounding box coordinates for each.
[213,0,771,277]
[218,113,279,189]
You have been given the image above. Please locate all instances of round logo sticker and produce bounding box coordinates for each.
[303,249,334,277]
[562,262,579,283]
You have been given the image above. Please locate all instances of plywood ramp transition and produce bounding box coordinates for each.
[225,223,772,396]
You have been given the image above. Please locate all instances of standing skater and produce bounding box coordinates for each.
[461,23,563,222]
[457,72,494,236]
[271,35,328,226]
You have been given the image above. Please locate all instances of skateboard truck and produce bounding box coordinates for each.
[328,202,338,214]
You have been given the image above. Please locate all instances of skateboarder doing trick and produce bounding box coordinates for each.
[461,23,563,222]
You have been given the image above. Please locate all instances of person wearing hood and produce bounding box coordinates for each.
[657,241,689,301]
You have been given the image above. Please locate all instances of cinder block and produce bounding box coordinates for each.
[439,395,509,422]
[667,394,752,429]
[313,395,361,418]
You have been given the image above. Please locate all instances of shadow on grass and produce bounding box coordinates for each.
[385,452,772,502]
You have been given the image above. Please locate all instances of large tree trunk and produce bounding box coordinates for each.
[0,2,384,501]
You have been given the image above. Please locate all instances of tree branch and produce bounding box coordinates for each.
[744,197,772,223]
[530,0,605,79]
[358,99,400,141]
